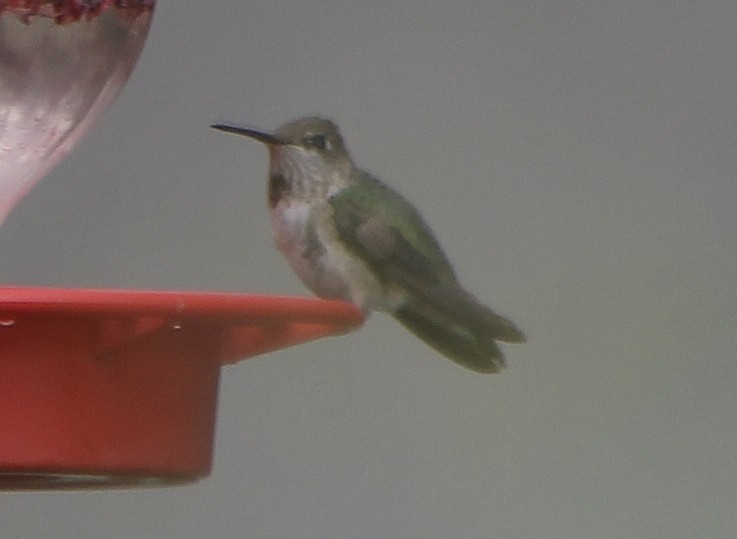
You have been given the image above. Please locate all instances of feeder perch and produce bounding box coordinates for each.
[0,288,362,488]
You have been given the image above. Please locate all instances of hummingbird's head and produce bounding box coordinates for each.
[273,116,348,160]
[212,116,354,202]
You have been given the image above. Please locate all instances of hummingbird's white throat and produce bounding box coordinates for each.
[269,144,352,202]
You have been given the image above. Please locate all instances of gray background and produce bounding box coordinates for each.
[2,2,736,538]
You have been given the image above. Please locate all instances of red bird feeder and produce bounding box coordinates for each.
[0,2,365,488]
[0,288,362,488]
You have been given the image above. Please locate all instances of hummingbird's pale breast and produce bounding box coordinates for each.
[270,195,407,313]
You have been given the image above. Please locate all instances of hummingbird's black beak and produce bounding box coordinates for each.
[210,124,285,145]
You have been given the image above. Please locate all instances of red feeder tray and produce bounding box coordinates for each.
[0,286,363,489]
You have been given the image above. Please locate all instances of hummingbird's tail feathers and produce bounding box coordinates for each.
[428,283,526,344]
[394,304,506,373]
[389,274,526,344]
[390,279,525,372]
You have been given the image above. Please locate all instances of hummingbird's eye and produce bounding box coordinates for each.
[304,133,330,151]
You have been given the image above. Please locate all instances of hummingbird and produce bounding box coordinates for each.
[211,117,525,373]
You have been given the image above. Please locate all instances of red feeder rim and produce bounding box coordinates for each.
[0,286,363,489]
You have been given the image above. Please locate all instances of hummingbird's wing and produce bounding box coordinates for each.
[329,174,457,284]
[329,177,525,372]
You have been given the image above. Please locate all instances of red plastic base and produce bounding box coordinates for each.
[0,287,363,489]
